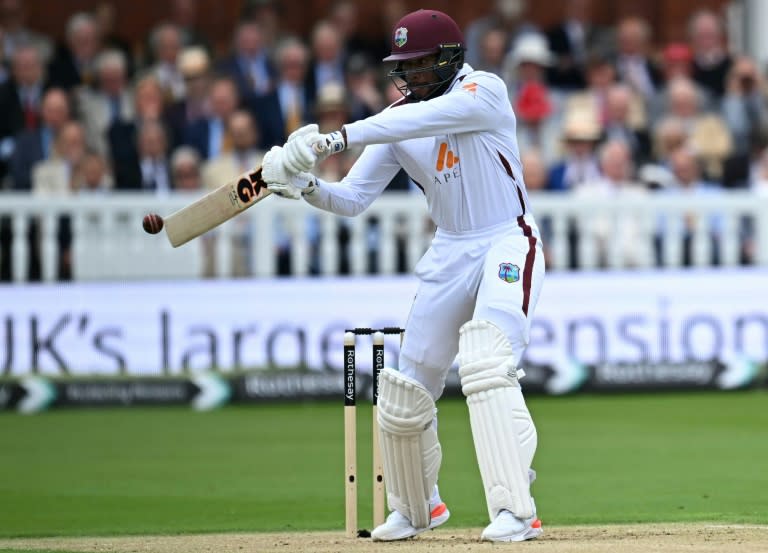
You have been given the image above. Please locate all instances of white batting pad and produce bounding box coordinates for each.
[377,368,441,529]
[457,320,536,520]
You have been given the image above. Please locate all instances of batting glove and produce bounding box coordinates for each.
[267,171,316,200]
[262,145,291,185]
[282,124,321,174]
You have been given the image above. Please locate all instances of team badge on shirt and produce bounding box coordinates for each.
[394,27,408,47]
[498,263,520,283]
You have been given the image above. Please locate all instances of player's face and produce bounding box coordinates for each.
[401,54,440,99]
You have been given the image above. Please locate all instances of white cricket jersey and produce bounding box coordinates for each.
[305,64,534,233]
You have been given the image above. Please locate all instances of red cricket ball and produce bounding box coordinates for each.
[142,213,164,234]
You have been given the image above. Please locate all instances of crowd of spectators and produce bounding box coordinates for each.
[0,0,765,280]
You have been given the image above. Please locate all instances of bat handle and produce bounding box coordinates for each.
[312,141,328,155]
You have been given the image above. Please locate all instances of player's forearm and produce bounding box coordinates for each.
[303,177,375,217]
[343,89,499,147]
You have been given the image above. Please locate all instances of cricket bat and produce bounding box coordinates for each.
[163,167,271,248]
[162,142,327,248]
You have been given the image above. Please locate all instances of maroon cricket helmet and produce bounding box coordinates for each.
[383,9,465,62]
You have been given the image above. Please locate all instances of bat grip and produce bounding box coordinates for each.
[312,141,328,155]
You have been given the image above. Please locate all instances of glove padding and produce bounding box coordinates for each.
[289,124,347,165]
[283,125,319,174]
[262,145,291,185]
[267,171,316,200]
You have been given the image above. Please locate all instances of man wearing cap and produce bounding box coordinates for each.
[260,8,546,543]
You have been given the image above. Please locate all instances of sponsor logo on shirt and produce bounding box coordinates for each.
[498,263,520,283]
[435,142,459,171]
[462,82,478,95]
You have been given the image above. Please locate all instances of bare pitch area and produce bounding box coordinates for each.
[1,523,766,553]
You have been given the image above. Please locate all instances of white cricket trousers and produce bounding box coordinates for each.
[399,216,545,400]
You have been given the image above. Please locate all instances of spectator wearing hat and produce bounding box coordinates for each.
[503,33,564,165]
[164,46,211,151]
[547,111,602,192]
[562,50,615,128]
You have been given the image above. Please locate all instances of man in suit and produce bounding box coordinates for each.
[201,109,264,189]
[305,20,346,105]
[136,121,173,193]
[217,20,274,102]
[164,46,211,152]
[3,87,70,281]
[147,23,186,104]
[601,83,651,166]
[614,16,663,104]
[0,0,52,63]
[0,44,46,182]
[0,43,47,281]
[250,37,312,149]
[545,0,613,90]
[47,12,101,91]
[75,49,134,156]
[183,76,240,160]
[688,9,733,100]
[9,87,70,191]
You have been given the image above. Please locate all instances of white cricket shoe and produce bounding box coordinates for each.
[481,509,543,542]
[371,502,450,541]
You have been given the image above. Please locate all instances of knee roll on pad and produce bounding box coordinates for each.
[377,368,441,529]
[457,320,536,520]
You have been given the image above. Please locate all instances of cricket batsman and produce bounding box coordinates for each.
[261,8,545,543]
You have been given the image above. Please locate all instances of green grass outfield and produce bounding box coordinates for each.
[0,391,766,538]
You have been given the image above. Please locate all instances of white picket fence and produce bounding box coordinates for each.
[1,190,767,281]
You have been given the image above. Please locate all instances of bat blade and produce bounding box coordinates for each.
[164,167,271,247]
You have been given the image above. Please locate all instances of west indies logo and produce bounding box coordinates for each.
[394,27,408,47]
[498,263,520,283]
